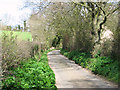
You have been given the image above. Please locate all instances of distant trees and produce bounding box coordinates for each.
[7,26,12,30]
[2,20,29,32]
[23,20,28,32]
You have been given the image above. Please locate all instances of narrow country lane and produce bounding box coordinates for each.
[47,50,118,88]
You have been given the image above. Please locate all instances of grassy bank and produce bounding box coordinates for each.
[2,50,56,89]
[60,49,119,84]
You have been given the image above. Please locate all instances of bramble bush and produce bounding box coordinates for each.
[2,32,18,72]
[60,49,119,83]
[2,50,56,89]
[1,31,41,70]
[1,31,41,86]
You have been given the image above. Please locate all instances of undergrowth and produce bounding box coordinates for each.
[2,50,57,89]
[60,49,119,84]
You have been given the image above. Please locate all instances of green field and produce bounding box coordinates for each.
[0,30,32,41]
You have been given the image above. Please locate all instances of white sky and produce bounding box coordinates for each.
[0,0,119,27]
[0,0,32,26]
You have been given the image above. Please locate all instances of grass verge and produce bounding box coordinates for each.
[2,50,57,89]
[0,31,32,41]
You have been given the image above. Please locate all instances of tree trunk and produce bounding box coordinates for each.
[116,2,120,60]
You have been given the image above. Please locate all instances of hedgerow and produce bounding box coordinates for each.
[2,50,57,89]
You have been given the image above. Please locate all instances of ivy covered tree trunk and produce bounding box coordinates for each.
[116,2,120,60]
